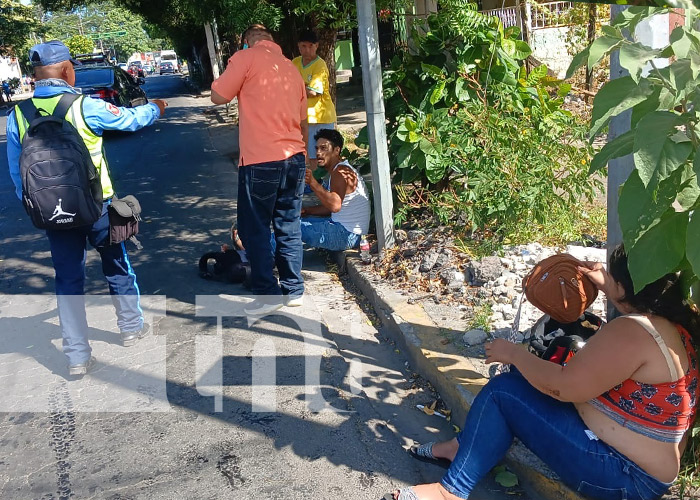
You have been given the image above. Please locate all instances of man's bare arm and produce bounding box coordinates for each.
[211,89,230,105]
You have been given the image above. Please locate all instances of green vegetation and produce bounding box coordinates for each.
[64,34,94,55]
[356,0,601,248]
[567,2,700,492]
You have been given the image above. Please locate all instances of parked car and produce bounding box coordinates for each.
[143,64,152,74]
[159,62,175,75]
[74,65,148,108]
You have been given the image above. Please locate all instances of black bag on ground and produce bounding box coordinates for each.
[199,249,251,286]
[109,195,142,247]
[525,311,605,365]
[18,94,103,230]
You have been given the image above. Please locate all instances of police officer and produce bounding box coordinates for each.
[6,41,168,377]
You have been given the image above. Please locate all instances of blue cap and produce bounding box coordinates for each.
[29,40,81,67]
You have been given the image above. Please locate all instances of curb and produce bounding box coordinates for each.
[335,251,584,500]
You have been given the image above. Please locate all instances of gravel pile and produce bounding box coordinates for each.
[371,228,607,344]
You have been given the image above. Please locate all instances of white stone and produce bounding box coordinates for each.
[463,329,488,346]
[499,258,514,269]
[566,245,607,264]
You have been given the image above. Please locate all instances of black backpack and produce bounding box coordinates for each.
[526,311,605,365]
[18,94,103,230]
[198,249,251,287]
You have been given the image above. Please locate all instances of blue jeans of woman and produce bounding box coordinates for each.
[237,154,305,297]
[441,370,672,500]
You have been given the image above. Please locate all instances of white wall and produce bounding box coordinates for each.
[0,57,22,81]
[529,27,572,79]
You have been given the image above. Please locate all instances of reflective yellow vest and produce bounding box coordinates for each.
[14,95,115,199]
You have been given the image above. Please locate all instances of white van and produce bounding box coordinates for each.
[160,50,179,72]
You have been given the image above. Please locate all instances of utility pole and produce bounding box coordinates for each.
[606,5,670,318]
[356,0,395,252]
[204,22,220,80]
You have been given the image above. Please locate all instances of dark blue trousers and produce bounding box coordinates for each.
[46,202,143,365]
[237,153,305,296]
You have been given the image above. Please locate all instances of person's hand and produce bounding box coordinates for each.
[151,99,168,116]
[484,339,522,365]
[304,168,316,187]
[577,261,610,294]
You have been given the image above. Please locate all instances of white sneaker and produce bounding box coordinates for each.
[244,298,283,316]
[284,295,303,307]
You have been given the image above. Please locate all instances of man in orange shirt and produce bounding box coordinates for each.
[211,25,309,315]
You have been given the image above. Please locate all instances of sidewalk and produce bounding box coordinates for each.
[204,81,583,499]
[330,84,586,499]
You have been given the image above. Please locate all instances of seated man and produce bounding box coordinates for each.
[302,128,370,251]
[230,129,369,253]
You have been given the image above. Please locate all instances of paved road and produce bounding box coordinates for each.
[0,75,527,500]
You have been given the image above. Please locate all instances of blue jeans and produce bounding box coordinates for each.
[442,371,672,500]
[301,217,360,251]
[238,154,305,296]
[46,202,143,365]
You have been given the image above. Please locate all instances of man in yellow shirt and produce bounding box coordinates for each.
[292,30,337,172]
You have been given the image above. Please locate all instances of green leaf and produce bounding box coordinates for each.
[588,35,623,69]
[566,46,589,80]
[408,130,421,143]
[455,77,470,102]
[355,127,369,148]
[419,137,440,156]
[689,211,700,289]
[627,210,688,293]
[676,165,700,212]
[494,470,519,488]
[670,26,692,59]
[511,40,532,60]
[590,129,634,174]
[557,83,572,98]
[634,111,692,188]
[527,64,548,85]
[405,117,418,132]
[430,80,446,105]
[619,43,661,83]
[396,143,416,169]
[630,87,661,128]
[619,169,682,248]
[421,62,444,79]
[601,25,623,39]
[590,77,653,139]
[425,154,447,184]
[695,151,700,181]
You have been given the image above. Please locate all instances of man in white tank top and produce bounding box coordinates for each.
[302,129,370,251]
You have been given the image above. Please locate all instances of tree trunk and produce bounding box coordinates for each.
[317,27,338,105]
[585,3,597,94]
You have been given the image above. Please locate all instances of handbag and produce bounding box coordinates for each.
[108,195,142,249]
[523,253,598,324]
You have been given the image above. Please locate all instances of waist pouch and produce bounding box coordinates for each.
[108,195,142,248]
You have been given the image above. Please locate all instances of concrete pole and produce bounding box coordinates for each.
[606,6,669,318]
[356,0,395,252]
[204,22,220,80]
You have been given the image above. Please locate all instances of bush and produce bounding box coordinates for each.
[357,0,601,243]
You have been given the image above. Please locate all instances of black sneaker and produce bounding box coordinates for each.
[121,322,150,347]
[68,356,96,377]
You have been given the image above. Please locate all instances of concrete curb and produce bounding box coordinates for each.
[335,251,584,500]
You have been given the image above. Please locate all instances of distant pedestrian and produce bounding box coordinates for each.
[211,24,308,315]
[3,80,12,102]
[6,40,168,377]
[292,29,337,173]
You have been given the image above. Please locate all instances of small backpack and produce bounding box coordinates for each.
[527,311,605,365]
[199,249,251,286]
[18,94,103,230]
[523,253,598,324]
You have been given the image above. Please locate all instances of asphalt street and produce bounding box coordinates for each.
[0,75,528,500]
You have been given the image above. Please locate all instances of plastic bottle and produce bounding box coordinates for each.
[359,235,371,264]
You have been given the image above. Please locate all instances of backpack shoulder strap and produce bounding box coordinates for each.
[17,99,40,124]
[624,314,679,380]
[52,93,81,119]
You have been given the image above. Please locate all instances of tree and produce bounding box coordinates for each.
[64,34,94,55]
[0,0,43,56]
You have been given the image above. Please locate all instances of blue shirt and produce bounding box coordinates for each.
[6,84,161,200]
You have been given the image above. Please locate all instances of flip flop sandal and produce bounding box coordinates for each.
[408,442,451,469]
[382,487,420,500]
